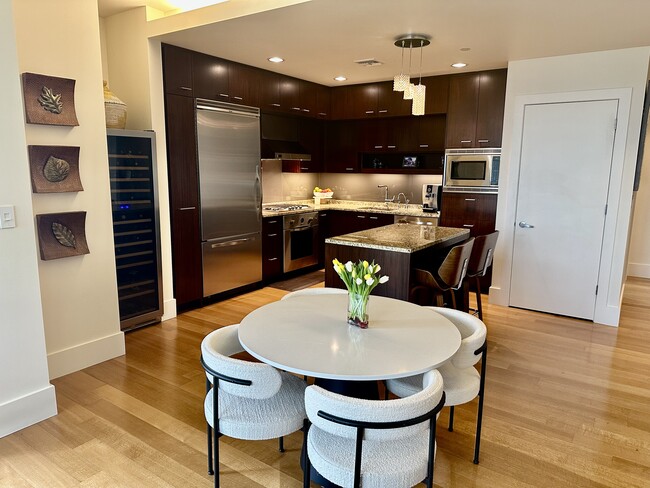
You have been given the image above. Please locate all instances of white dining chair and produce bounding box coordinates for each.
[385,307,487,464]
[201,324,307,488]
[303,369,445,488]
[281,286,347,300]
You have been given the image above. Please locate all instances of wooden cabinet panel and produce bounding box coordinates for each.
[377,81,411,117]
[162,44,193,97]
[329,86,352,120]
[280,76,301,114]
[422,75,450,114]
[315,84,331,119]
[324,120,359,172]
[476,69,507,147]
[417,115,446,151]
[258,70,282,111]
[262,217,283,281]
[192,52,229,101]
[164,94,202,306]
[446,73,480,148]
[440,192,497,222]
[229,63,259,107]
[298,117,324,170]
[446,69,507,148]
[299,80,318,116]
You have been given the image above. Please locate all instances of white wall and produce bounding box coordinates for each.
[491,47,650,326]
[13,0,125,378]
[628,132,650,278]
[0,0,56,438]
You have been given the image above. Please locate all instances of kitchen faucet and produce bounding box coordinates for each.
[378,185,394,204]
[396,192,409,208]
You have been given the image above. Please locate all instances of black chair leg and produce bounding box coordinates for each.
[302,420,311,488]
[474,345,488,464]
[279,436,285,452]
[448,405,454,432]
[475,276,483,321]
[207,424,214,475]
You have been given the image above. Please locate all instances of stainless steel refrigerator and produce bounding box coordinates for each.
[196,99,262,297]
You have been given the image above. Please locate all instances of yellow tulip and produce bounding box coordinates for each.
[363,260,369,269]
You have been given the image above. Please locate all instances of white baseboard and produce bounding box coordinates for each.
[627,262,650,278]
[0,385,57,438]
[487,285,508,306]
[162,298,177,321]
[47,332,125,380]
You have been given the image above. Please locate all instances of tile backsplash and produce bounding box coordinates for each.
[261,159,442,204]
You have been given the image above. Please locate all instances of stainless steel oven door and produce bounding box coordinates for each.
[284,225,319,272]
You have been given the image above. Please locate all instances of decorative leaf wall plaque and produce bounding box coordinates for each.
[36,211,89,260]
[22,73,79,126]
[28,145,83,193]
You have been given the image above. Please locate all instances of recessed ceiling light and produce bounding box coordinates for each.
[268,57,284,63]
[451,62,468,68]
[334,76,347,82]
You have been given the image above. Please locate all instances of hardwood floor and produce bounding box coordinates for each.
[1,279,649,487]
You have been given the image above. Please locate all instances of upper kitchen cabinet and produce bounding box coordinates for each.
[422,75,450,114]
[192,51,229,101]
[162,44,194,97]
[331,83,409,119]
[324,120,359,172]
[445,69,507,148]
[314,83,331,119]
[229,62,260,107]
[258,69,282,111]
[280,76,301,113]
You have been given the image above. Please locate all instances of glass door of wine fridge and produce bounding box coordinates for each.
[107,130,163,331]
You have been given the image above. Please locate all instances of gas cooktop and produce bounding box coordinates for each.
[263,204,311,211]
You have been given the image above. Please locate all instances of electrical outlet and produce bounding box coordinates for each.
[0,205,16,229]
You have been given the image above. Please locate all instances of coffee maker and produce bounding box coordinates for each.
[422,184,442,212]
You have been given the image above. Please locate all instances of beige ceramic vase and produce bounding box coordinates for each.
[103,80,127,129]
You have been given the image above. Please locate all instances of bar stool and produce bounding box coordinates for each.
[409,238,474,309]
[466,231,499,320]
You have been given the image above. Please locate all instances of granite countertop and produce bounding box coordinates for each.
[262,199,439,218]
[325,224,470,254]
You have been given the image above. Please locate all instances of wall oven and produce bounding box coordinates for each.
[444,148,501,193]
[284,212,319,272]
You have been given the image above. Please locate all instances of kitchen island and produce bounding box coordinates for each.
[324,224,470,301]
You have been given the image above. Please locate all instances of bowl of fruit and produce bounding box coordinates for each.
[313,187,334,198]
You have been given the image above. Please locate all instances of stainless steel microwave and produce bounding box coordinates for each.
[443,148,501,192]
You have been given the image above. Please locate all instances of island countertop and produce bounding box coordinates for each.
[325,224,470,254]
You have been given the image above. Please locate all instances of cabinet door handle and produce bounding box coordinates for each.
[357,215,366,219]
[180,86,192,91]
[232,96,243,101]
[478,139,489,143]
[374,145,383,149]
[291,107,301,111]
[463,224,474,228]
[387,145,396,149]
[267,233,278,237]
[365,110,374,115]
[302,108,310,113]
[378,109,388,113]
[460,140,472,144]
[369,216,379,220]
[271,103,281,107]
[300,167,309,171]
[178,206,196,211]
[219,93,229,98]
[345,167,354,171]
[268,257,278,261]
[267,220,278,224]
[464,198,476,202]
[419,144,429,148]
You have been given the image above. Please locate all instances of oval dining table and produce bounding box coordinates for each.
[238,293,462,398]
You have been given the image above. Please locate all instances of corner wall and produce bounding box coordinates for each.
[491,47,650,326]
[13,0,124,378]
[0,0,56,437]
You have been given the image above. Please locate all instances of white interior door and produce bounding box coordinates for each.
[510,99,618,319]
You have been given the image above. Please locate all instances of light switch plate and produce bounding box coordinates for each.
[0,205,16,229]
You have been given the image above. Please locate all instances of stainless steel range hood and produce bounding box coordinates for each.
[261,139,311,161]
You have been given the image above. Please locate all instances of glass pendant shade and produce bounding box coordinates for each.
[403,82,415,100]
[412,84,426,116]
[393,73,409,92]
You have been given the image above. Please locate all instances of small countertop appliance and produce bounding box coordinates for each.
[422,184,442,212]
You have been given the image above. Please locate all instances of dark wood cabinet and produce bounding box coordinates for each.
[446,69,507,148]
[162,44,194,97]
[164,94,203,306]
[192,52,229,101]
[258,70,282,111]
[422,75,450,115]
[262,217,283,281]
[314,83,331,119]
[324,120,359,172]
[377,81,412,117]
[229,62,260,107]
[298,117,324,170]
[439,192,497,235]
[280,76,301,114]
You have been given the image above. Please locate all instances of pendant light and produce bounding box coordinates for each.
[393,40,409,92]
[393,35,430,113]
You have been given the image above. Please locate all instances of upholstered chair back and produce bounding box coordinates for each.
[427,307,486,370]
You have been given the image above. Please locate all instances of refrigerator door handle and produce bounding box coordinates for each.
[255,165,262,221]
[210,238,252,249]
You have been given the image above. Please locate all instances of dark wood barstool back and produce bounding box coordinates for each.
[466,231,499,320]
[409,238,475,309]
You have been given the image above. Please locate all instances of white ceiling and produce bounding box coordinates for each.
[99,0,650,86]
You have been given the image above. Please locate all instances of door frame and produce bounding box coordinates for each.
[496,88,632,326]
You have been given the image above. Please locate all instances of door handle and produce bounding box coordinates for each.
[211,238,252,248]
[518,221,535,228]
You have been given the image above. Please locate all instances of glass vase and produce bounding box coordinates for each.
[347,292,369,328]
